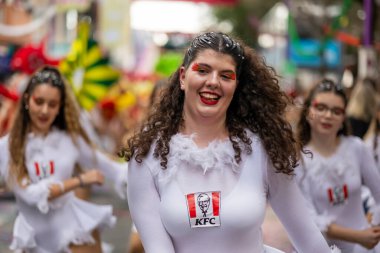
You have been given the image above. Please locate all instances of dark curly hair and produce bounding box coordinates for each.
[297,78,350,148]
[120,32,298,175]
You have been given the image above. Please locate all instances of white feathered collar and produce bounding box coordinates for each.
[301,137,357,188]
[25,128,65,163]
[155,133,242,183]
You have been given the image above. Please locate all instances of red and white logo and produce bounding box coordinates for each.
[327,184,348,205]
[34,161,55,179]
[186,191,221,228]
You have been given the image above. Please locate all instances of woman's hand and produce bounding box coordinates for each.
[327,223,380,249]
[79,170,104,186]
[356,226,380,249]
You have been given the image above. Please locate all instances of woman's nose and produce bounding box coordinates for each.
[206,72,219,88]
[41,104,49,114]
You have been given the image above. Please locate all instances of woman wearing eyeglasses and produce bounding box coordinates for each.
[296,79,380,253]
[0,66,128,253]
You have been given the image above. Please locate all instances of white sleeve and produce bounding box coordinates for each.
[267,160,336,253]
[76,137,128,199]
[0,136,9,180]
[127,158,175,253]
[357,140,380,225]
[0,136,58,213]
[13,178,59,213]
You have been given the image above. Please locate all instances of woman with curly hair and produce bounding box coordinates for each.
[0,66,128,253]
[296,79,380,252]
[122,32,338,253]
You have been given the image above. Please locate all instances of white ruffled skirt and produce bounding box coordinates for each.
[10,195,116,253]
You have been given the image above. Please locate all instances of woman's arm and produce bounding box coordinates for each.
[128,158,175,253]
[357,139,380,227]
[48,169,104,199]
[267,161,337,252]
[326,223,380,249]
[12,169,104,213]
[359,140,380,203]
[76,137,128,198]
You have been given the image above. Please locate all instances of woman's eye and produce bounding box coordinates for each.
[221,73,236,80]
[198,68,207,74]
[315,105,327,111]
[34,99,44,105]
[49,102,59,108]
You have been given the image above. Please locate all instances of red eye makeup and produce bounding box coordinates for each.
[191,63,201,72]
[223,72,236,80]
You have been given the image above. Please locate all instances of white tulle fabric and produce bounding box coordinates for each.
[0,129,127,252]
[9,214,37,251]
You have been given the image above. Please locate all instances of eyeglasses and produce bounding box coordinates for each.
[30,69,62,87]
[311,101,345,117]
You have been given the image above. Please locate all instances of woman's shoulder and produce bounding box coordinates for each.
[245,129,261,144]
[341,135,367,149]
[0,134,9,147]
[364,134,377,148]
[0,135,10,159]
[26,128,73,151]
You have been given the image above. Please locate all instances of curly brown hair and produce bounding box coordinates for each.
[297,78,350,148]
[8,66,91,185]
[120,32,298,175]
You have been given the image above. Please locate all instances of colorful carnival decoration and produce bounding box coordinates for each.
[0,82,20,136]
[10,43,60,74]
[0,84,19,102]
[59,20,120,110]
[0,45,14,76]
[154,52,182,77]
[288,0,353,57]
[0,5,56,37]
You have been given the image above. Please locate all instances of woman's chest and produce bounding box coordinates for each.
[25,138,78,182]
[158,162,267,238]
[305,155,362,207]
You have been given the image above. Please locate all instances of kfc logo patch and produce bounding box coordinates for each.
[327,184,348,205]
[34,161,55,179]
[186,191,221,228]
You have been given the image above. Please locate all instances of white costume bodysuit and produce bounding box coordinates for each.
[296,136,380,253]
[0,128,128,253]
[128,132,338,253]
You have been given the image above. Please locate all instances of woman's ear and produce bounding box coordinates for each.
[24,93,29,109]
[305,109,314,122]
[179,66,185,90]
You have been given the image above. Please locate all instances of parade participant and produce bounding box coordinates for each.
[346,78,378,138]
[296,78,380,252]
[0,66,128,253]
[127,78,169,253]
[365,95,380,167]
[122,32,339,253]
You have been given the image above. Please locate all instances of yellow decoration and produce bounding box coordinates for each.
[59,20,120,110]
